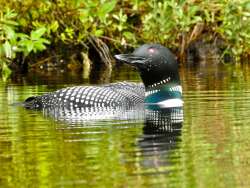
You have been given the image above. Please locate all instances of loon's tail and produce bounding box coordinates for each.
[23,96,43,110]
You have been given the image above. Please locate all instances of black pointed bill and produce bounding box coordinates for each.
[114,54,148,66]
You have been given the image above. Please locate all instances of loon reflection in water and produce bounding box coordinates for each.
[43,104,145,124]
[44,105,184,173]
[43,102,183,171]
[42,104,183,125]
[137,107,183,170]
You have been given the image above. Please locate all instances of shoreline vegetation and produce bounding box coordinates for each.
[1,0,250,78]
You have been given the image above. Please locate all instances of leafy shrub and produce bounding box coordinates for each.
[1,0,250,77]
[0,8,50,77]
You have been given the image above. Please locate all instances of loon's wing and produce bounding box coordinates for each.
[24,82,145,110]
[104,81,145,105]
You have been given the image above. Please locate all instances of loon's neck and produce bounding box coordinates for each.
[144,78,182,107]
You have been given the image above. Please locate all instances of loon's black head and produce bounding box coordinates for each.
[114,44,180,89]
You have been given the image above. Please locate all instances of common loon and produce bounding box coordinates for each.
[24,44,183,110]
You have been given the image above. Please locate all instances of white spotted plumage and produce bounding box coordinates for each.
[38,82,145,109]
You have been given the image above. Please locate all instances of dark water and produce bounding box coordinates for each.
[1,63,250,188]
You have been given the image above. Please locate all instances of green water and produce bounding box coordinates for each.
[1,63,250,188]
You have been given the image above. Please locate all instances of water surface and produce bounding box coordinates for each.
[1,63,250,188]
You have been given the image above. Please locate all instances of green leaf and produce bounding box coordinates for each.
[33,42,46,52]
[16,33,29,40]
[50,21,59,32]
[73,0,81,7]
[3,25,16,39]
[19,40,33,54]
[3,41,12,59]
[94,29,104,37]
[102,0,116,14]
[4,8,17,19]
[26,41,34,53]
[38,38,50,45]
[98,0,116,21]
[242,12,250,17]
[60,33,66,41]
[31,27,47,40]
[123,31,134,40]
[225,30,233,36]
[1,19,19,27]
[79,9,89,21]
[1,61,12,80]
[0,45,4,57]
[193,16,203,22]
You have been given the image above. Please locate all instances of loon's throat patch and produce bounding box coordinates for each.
[145,84,182,104]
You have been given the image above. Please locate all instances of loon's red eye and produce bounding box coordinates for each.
[148,48,156,54]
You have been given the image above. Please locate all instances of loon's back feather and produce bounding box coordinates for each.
[24,82,145,110]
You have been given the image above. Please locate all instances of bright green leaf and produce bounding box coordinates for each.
[79,9,90,23]
[123,31,134,40]
[3,41,12,59]
[31,27,47,40]
[94,29,104,37]
[1,61,12,80]
[1,19,19,27]
[3,25,16,39]
[16,33,29,39]
[34,43,46,51]
[60,33,66,41]
[39,38,50,45]
[50,21,59,32]
[98,0,116,21]
[19,40,34,54]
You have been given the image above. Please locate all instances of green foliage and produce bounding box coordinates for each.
[141,0,250,58]
[18,27,50,56]
[142,1,202,46]
[216,0,250,58]
[0,8,50,77]
[1,0,250,76]
[0,9,17,77]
